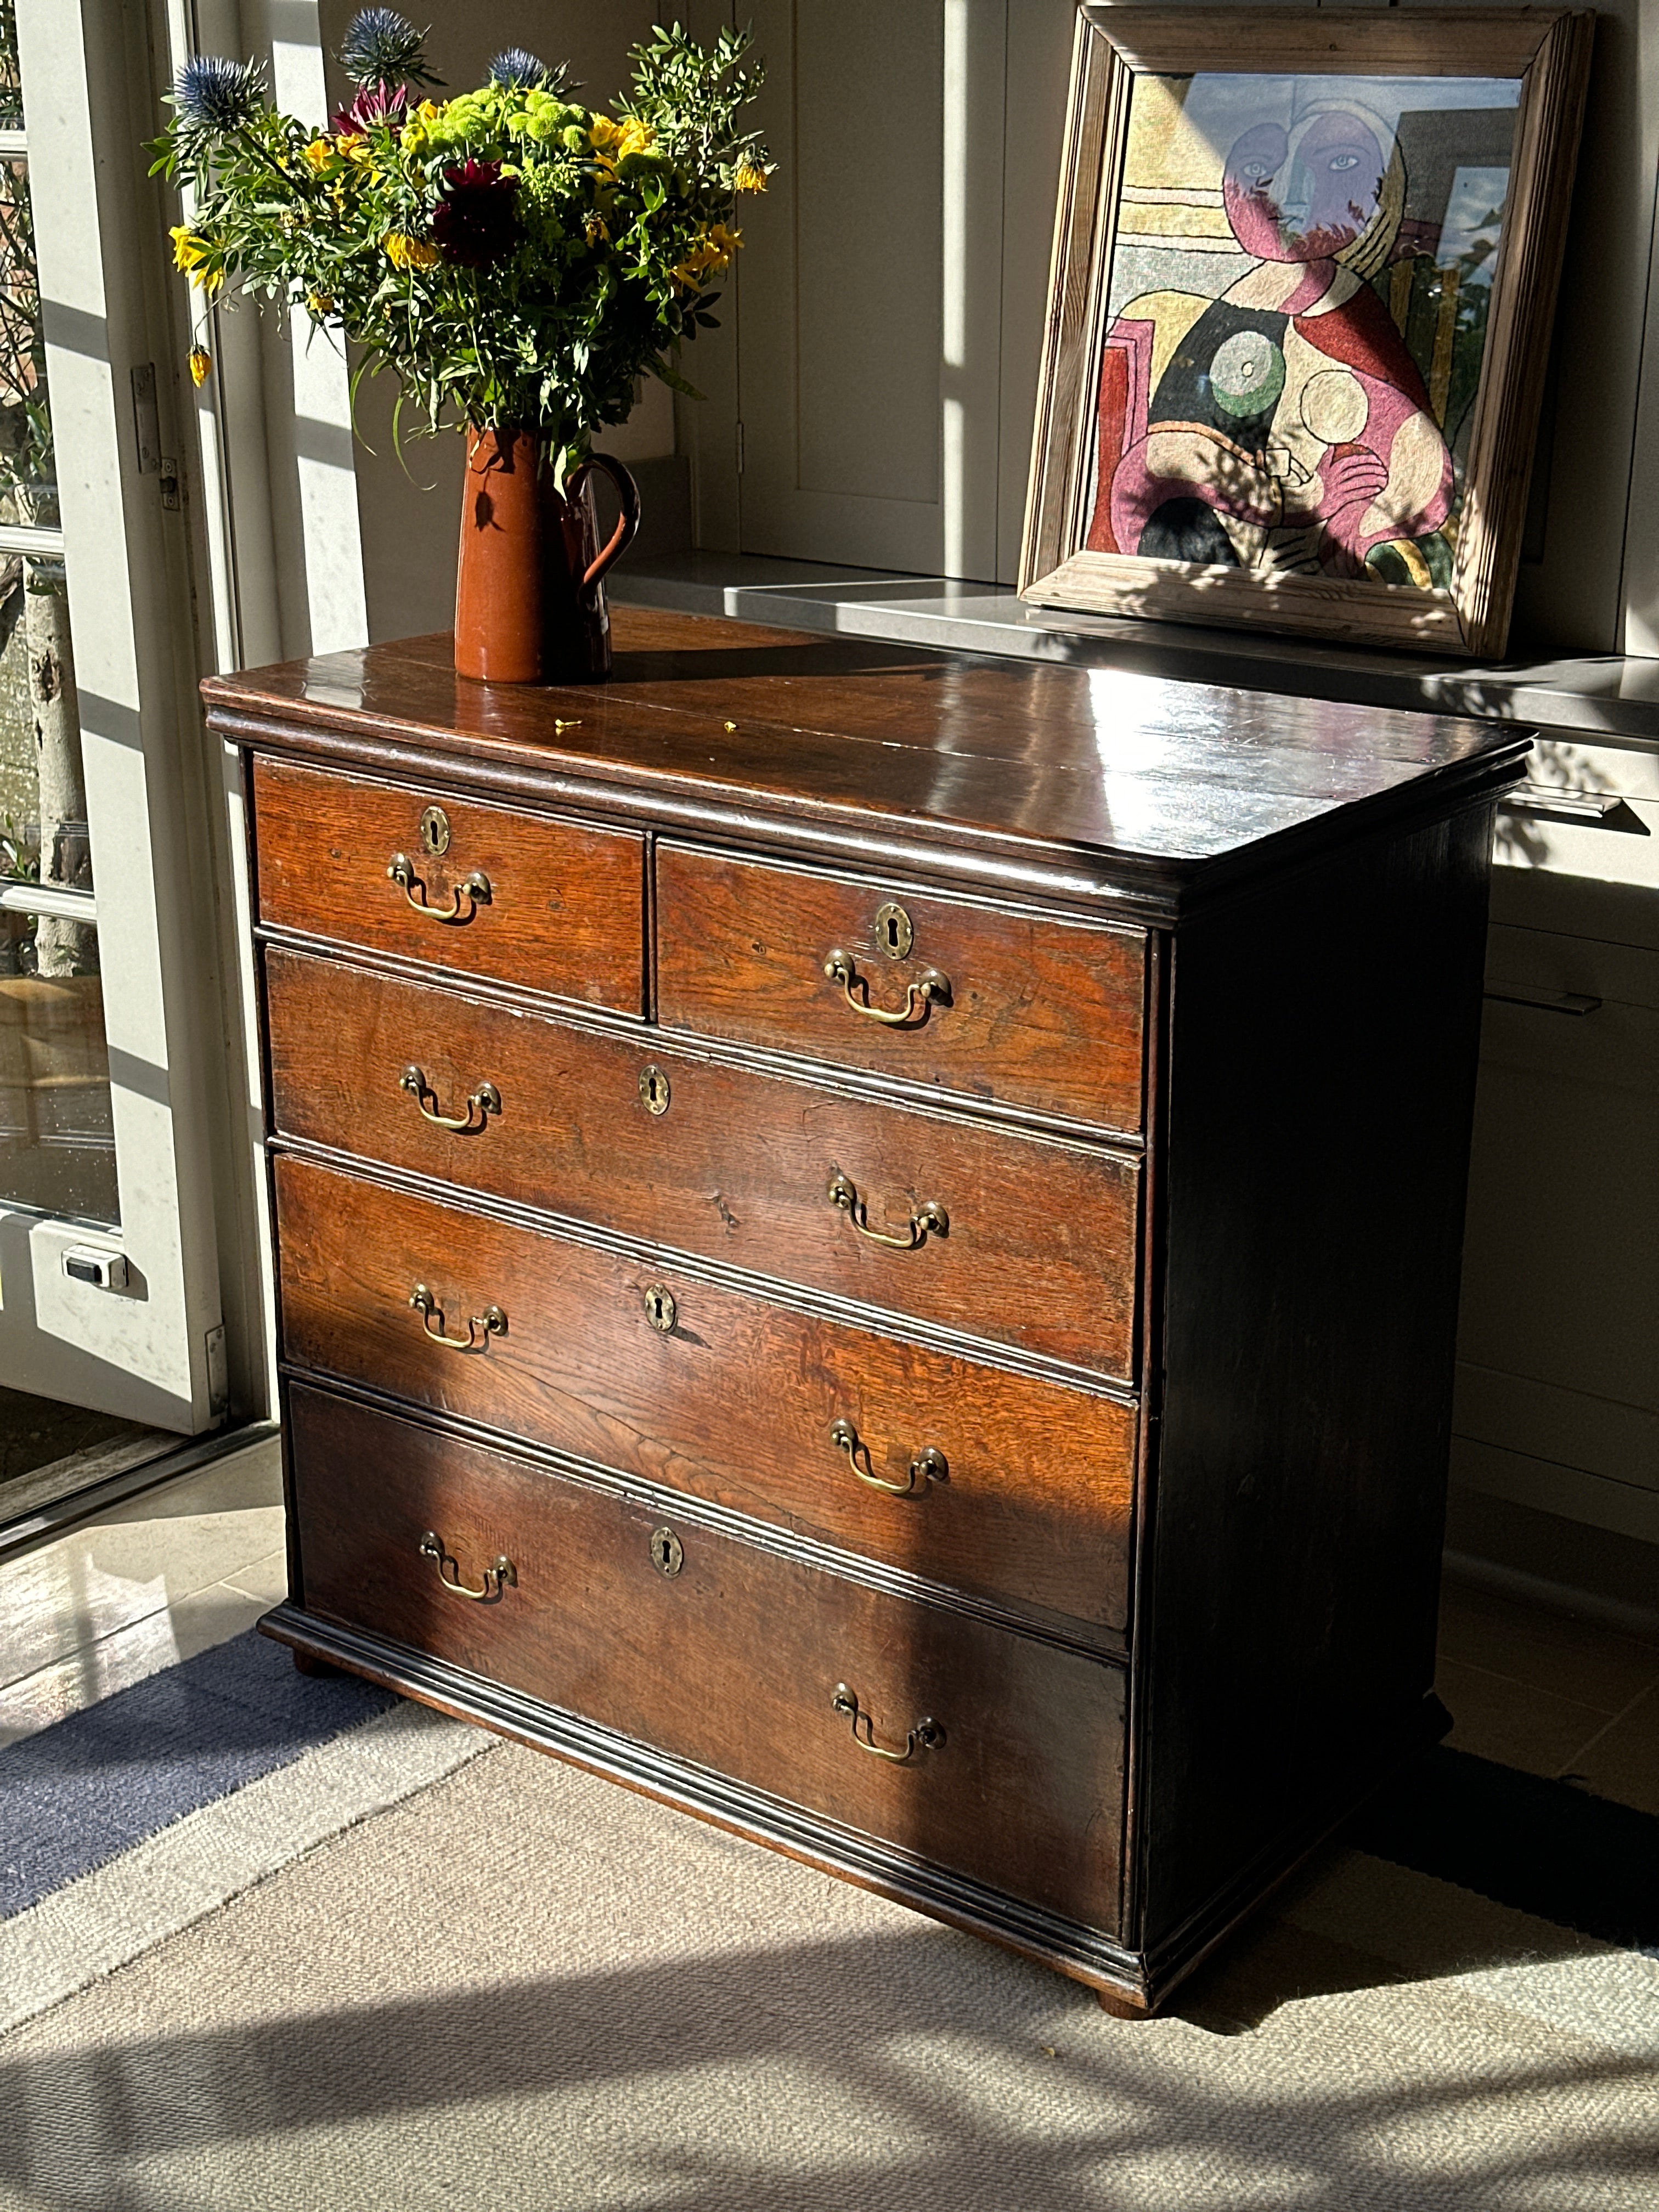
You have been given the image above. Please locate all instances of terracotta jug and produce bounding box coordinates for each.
[454,426,641,685]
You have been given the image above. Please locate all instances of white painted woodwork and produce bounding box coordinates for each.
[4,0,226,1429]
[733,0,1008,579]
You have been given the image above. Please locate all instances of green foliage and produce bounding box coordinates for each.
[151,20,772,475]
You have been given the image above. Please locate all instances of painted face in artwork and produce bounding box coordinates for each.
[1222,109,1387,263]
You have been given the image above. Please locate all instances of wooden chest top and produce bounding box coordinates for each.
[204,608,1530,918]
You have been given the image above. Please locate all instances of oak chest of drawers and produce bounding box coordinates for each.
[207,610,1528,2015]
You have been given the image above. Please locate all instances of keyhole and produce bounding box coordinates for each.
[418,805,450,857]
[643,1283,677,1334]
[873,901,913,959]
[650,1526,684,1577]
[639,1065,672,1116]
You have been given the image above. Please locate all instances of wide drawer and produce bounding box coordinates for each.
[274,1154,1137,1634]
[657,844,1147,1133]
[264,946,1139,1379]
[288,1383,1127,1932]
[251,755,645,1009]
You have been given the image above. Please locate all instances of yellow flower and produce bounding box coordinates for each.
[188,346,212,387]
[584,213,610,246]
[589,114,624,156]
[616,116,655,160]
[734,157,767,194]
[170,223,208,272]
[302,137,332,171]
[384,232,439,270]
[399,101,441,150]
[336,131,371,163]
[671,221,741,286]
[306,292,334,315]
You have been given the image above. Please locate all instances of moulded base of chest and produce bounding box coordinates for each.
[256,1601,1447,2018]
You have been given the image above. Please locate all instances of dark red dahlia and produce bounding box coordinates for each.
[431,159,520,268]
[329,80,407,133]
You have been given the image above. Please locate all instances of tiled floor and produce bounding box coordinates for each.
[1,1446,1655,1817]
[1437,1577,1659,1815]
[0,1436,285,1747]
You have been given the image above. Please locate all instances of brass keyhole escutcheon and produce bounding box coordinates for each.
[874,901,913,960]
[650,1526,684,1577]
[643,1283,677,1334]
[418,805,451,857]
[639,1065,672,1116]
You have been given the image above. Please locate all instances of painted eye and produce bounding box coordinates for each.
[1242,161,1270,180]
[1329,153,1360,172]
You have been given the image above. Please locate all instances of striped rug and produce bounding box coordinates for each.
[0,1634,1653,2209]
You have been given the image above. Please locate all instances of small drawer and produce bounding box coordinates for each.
[657,845,1147,1133]
[275,1154,1137,1635]
[289,1383,1127,1933]
[251,755,645,1009]
[264,947,1141,1379]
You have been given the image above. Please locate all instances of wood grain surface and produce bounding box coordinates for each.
[274,1153,1138,1635]
[263,945,1142,1378]
[210,616,1530,917]
[253,754,645,1009]
[656,843,1146,1133]
[289,1380,1127,1932]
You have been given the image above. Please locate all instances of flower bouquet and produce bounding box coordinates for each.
[153,10,771,681]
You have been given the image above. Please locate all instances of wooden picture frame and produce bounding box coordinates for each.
[1020,7,1594,657]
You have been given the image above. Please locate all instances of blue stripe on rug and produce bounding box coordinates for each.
[1,1630,397,1920]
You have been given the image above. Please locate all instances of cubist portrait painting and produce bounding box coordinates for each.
[1087,74,1521,590]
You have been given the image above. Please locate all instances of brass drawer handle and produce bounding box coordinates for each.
[399,1065,501,1133]
[419,1530,516,1602]
[828,1418,947,1497]
[822,949,949,1027]
[827,1172,947,1250]
[832,1683,944,1764]
[409,1284,506,1350]
[387,854,492,923]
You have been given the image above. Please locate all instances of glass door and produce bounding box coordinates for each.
[0,0,226,1472]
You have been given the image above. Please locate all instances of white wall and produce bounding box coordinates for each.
[684,0,1659,661]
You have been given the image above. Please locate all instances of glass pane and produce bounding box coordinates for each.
[0,2,20,132]
[1093,71,1521,590]
[0,913,117,1223]
[0,16,88,896]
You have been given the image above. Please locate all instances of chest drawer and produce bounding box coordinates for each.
[251,756,645,1009]
[657,845,1147,1133]
[274,1154,1137,1634]
[289,1383,1126,1932]
[265,947,1140,1379]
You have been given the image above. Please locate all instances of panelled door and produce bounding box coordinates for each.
[732,0,1010,579]
[0,0,225,1432]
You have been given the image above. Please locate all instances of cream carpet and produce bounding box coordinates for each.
[1,1736,1654,2210]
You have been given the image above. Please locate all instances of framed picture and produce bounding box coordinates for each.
[1020,7,1594,657]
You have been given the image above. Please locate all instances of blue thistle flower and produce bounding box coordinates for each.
[337,9,440,90]
[170,54,268,136]
[488,48,555,92]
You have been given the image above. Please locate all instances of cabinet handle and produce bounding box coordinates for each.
[1483,984,1602,1017]
[827,1172,947,1250]
[387,854,492,922]
[822,950,949,1026]
[419,1530,516,1602]
[828,1418,946,1497]
[831,1682,944,1764]
[409,1284,506,1350]
[1500,786,1624,823]
[399,1065,501,1132]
